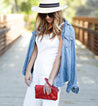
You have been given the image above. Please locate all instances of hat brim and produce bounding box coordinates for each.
[31,5,68,13]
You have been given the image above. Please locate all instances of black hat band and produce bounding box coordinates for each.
[39,3,59,8]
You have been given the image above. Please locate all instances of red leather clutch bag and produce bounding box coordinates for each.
[35,78,59,100]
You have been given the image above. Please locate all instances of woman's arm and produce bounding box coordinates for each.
[43,35,62,95]
[26,42,38,72]
[25,42,38,86]
[48,35,63,85]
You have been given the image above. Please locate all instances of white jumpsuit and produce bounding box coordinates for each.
[23,23,64,106]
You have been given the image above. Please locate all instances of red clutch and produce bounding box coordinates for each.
[35,78,59,100]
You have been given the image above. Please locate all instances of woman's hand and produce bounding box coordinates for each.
[43,79,53,95]
[24,42,38,86]
[43,83,51,95]
[25,70,32,86]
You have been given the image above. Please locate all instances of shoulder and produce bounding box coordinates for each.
[62,17,75,36]
[63,22,75,40]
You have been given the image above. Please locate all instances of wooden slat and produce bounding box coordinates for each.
[73,17,98,24]
[0,14,24,56]
[73,16,98,56]
[72,24,98,36]
[0,28,10,37]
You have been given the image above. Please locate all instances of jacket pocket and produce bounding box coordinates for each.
[63,36,73,48]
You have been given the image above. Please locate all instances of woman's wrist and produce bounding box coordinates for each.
[48,79,54,86]
[26,66,31,73]
[26,61,33,72]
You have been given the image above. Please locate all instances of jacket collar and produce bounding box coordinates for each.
[63,17,71,26]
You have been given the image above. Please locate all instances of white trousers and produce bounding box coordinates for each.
[23,72,61,106]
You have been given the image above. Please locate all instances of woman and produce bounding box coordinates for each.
[22,0,79,106]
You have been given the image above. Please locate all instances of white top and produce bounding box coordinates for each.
[33,22,64,85]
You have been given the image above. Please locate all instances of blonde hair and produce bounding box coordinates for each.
[35,10,64,41]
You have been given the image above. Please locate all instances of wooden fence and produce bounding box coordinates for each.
[0,14,24,56]
[72,16,98,55]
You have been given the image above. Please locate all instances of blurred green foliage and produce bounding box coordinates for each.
[24,16,29,22]
[0,0,82,22]
[30,18,36,31]
[20,0,39,14]
[0,0,97,31]
[65,0,82,23]
[95,7,98,16]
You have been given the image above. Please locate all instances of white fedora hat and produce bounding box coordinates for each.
[31,0,68,13]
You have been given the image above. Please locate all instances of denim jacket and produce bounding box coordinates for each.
[22,17,79,94]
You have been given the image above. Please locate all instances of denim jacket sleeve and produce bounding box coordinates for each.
[22,31,35,75]
[66,25,79,94]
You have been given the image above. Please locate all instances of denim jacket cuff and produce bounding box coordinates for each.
[66,85,79,94]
